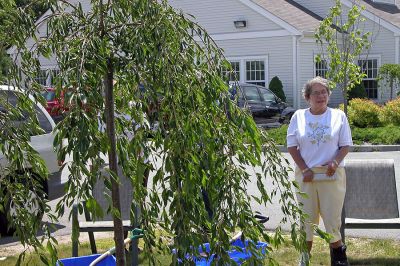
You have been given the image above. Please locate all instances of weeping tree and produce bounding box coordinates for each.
[378,64,400,100]
[0,0,49,82]
[315,0,372,115]
[2,0,306,265]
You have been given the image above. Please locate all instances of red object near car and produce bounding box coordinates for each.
[41,87,69,123]
[42,87,62,116]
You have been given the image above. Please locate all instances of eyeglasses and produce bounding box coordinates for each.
[310,90,328,96]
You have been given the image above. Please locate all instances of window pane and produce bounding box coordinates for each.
[50,69,60,86]
[0,90,52,134]
[363,80,378,99]
[315,59,328,78]
[372,69,377,78]
[245,60,266,86]
[35,70,48,86]
[259,89,275,102]
[243,86,261,101]
[259,61,265,71]
[358,59,378,99]
[222,61,240,82]
[41,90,55,101]
[0,90,17,107]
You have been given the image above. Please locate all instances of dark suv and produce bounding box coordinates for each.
[230,83,296,128]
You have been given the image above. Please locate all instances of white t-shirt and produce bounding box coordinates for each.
[286,107,352,168]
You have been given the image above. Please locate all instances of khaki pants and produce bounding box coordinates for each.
[295,167,346,243]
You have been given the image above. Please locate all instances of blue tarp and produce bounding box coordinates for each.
[57,254,116,266]
[176,239,268,265]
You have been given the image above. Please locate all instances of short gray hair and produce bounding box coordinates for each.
[302,76,331,99]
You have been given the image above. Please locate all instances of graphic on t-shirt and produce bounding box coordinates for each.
[307,122,331,146]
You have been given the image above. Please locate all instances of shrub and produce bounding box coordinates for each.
[351,125,400,144]
[380,97,400,125]
[348,82,367,100]
[268,76,286,101]
[347,98,382,128]
[265,124,287,145]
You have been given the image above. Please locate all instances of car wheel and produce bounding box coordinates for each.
[0,174,46,236]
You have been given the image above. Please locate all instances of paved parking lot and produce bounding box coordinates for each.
[1,149,399,251]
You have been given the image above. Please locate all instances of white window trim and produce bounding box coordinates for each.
[37,67,59,87]
[226,56,268,86]
[358,55,381,101]
[313,53,329,75]
[224,60,240,83]
[313,57,329,78]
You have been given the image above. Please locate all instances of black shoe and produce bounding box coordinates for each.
[331,245,349,266]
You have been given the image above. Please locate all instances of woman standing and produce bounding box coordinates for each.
[287,77,352,266]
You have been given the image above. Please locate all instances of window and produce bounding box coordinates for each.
[358,59,378,99]
[245,60,265,86]
[259,88,275,102]
[242,85,261,101]
[223,61,240,82]
[35,69,59,87]
[41,90,56,101]
[50,69,60,86]
[0,90,52,135]
[315,59,328,78]
[35,70,48,86]
[224,56,268,87]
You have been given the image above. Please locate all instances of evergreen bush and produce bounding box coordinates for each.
[268,76,286,101]
[348,82,367,100]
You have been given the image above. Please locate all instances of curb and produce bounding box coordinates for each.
[277,145,400,153]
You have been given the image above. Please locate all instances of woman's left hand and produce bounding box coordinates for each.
[326,160,337,176]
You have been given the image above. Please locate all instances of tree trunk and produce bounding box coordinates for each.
[104,57,126,266]
[390,79,393,100]
[342,81,348,116]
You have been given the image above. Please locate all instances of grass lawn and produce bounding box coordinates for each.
[1,235,399,265]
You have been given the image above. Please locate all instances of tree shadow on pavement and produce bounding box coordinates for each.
[0,222,65,246]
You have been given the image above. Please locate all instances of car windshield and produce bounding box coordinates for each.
[42,90,55,101]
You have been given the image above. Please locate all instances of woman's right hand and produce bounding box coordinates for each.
[302,169,314,182]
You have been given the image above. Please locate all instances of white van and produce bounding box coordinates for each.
[0,85,63,236]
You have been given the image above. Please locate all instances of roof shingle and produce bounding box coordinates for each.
[252,0,400,33]
[252,0,323,32]
[360,0,400,30]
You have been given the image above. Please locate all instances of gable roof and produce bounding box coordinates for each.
[252,0,323,33]
[334,0,400,34]
[252,0,400,35]
[360,0,400,30]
